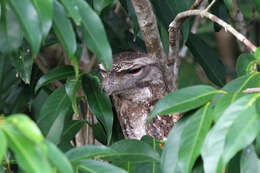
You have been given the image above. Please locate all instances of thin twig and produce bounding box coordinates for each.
[243,88,260,93]
[169,10,257,52]
[205,0,216,11]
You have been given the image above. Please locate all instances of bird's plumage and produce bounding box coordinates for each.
[101,52,177,139]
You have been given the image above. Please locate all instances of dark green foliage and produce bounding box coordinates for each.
[1,0,260,173]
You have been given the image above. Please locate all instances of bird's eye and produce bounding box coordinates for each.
[128,67,142,75]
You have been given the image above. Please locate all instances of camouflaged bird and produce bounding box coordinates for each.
[100,52,179,140]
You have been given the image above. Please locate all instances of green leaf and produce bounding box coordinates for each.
[240,145,260,173]
[223,0,232,11]
[141,135,162,155]
[59,0,81,24]
[7,0,42,56]
[149,85,221,120]
[94,0,114,14]
[30,0,53,37]
[254,47,260,59]
[108,139,160,163]
[6,114,44,144]
[211,0,230,32]
[65,78,80,115]
[253,0,260,15]
[35,65,74,92]
[222,99,260,165]
[255,131,260,158]
[0,130,7,163]
[222,72,260,93]
[178,104,214,173]
[2,123,52,173]
[202,94,260,173]
[161,116,189,173]
[10,51,33,84]
[44,140,73,173]
[0,4,23,54]
[213,92,245,122]
[67,140,160,165]
[77,0,112,70]
[59,120,85,151]
[37,86,71,144]
[134,162,161,173]
[66,145,117,162]
[82,74,113,144]
[53,0,77,59]
[187,34,226,87]
[76,159,127,173]
[236,53,256,76]
[0,166,4,173]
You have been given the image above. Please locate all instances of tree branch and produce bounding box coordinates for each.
[169,10,256,53]
[130,0,166,59]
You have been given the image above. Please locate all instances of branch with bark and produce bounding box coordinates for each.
[130,0,175,91]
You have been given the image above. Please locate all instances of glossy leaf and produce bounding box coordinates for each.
[0,5,23,54]
[2,123,52,173]
[222,72,260,93]
[187,34,226,87]
[59,0,81,24]
[37,86,71,144]
[222,100,260,165]
[82,74,113,144]
[30,0,53,37]
[67,140,160,165]
[0,130,7,163]
[35,65,74,92]
[59,120,85,151]
[161,116,189,173]
[76,159,127,173]
[202,94,260,173]
[10,51,33,84]
[6,114,44,144]
[254,47,260,59]
[240,145,260,173]
[236,53,256,76]
[149,85,221,120]
[65,78,80,115]
[109,139,160,163]
[77,0,112,70]
[66,145,117,162]
[213,92,245,122]
[8,0,42,56]
[178,104,214,173]
[53,0,76,59]
[44,140,73,173]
